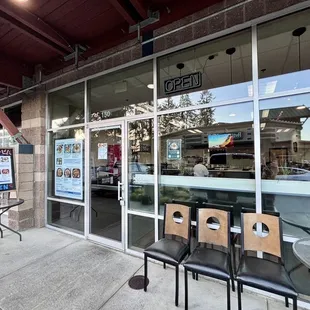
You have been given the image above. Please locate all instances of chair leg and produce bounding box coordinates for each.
[195,273,198,281]
[175,265,179,307]
[241,284,243,293]
[185,268,188,310]
[237,282,242,310]
[293,297,297,310]
[144,255,148,292]
[192,272,195,280]
[228,258,235,292]
[285,297,289,308]
[227,280,231,310]
[231,243,236,275]
[163,262,166,269]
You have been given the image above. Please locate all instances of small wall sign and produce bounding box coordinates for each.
[164,72,202,95]
[167,139,182,160]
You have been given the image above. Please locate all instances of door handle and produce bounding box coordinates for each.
[118,181,123,201]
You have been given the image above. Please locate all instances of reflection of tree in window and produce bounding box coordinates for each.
[159,90,215,135]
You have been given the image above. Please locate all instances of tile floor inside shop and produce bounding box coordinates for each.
[0,228,307,310]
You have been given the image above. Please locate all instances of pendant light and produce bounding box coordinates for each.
[176,63,185,76]
[292,27,306,71]
[226,47,236,84]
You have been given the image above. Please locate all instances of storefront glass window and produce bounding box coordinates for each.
[260,93,310,236]
[128,214,154,251]
[47,127,85,202]
[89,61,153,121]
[283,241,310,299]
[258,9,310,96]
[128,119,154,214]
[49,83,84,129]
[47,200,84,234]
[158,102,255,224]
[158,30,252,111]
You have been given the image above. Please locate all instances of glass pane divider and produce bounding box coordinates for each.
[84,125,91,238]
[153,58,159,242]
[124,120,129,252]
[45,94,50,227]
[259,87,310,101]
[127,210,156,218]
[84,80,89,125]
[47,197,86,207]
[46,224,86,239]
[156,97,252,116]
[47,123,86,132]
[252,25,263,215]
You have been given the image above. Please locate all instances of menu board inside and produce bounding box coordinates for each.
[0,148,16,192]
[55,139,83,200]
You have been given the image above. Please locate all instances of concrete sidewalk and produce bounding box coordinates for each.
[0,228,301,310]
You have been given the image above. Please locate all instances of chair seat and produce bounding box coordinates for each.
[183,247,230,280]
[144,238,190,265]
[236,256,297,298]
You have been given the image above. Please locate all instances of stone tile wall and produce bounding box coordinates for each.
[13,91,46,228]
[8,152,34,230]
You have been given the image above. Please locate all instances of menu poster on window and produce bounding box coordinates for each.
[167,139,182,160]
[98,143,108,160]
[0,148,16,192]
[55,139,83,200]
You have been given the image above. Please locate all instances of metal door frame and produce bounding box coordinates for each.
[85,119,127,251]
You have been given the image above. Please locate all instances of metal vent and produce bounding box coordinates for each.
[128,275,149,290]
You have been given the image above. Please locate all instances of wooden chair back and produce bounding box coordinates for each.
[241,213,282,258]
[197,208,230,248]
[164,203,191,242]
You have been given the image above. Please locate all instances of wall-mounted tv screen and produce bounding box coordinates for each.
[208,133,234,148]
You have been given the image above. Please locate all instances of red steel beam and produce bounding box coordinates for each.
[0,109,28,144]
[0,0,72,56]
[129,0,148,19]
[0,53,33,89]
[108,0,136,25]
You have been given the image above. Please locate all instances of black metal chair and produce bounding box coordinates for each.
[202,202,237,276]
[183,207,235,310]
[236,211,298,310]
[144,203,191,307]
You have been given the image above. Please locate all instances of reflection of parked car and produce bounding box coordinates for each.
[276,167,310,181]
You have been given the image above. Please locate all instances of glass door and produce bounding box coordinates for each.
[89,123,125,249]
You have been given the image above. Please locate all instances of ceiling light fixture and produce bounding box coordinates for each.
[297,106,306,110]
[284,129,291,132]
[277,129,282,133]
[194,129,203,133]
[229,113,236,117]
[188,130,196,134]
[147,84,154,89]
